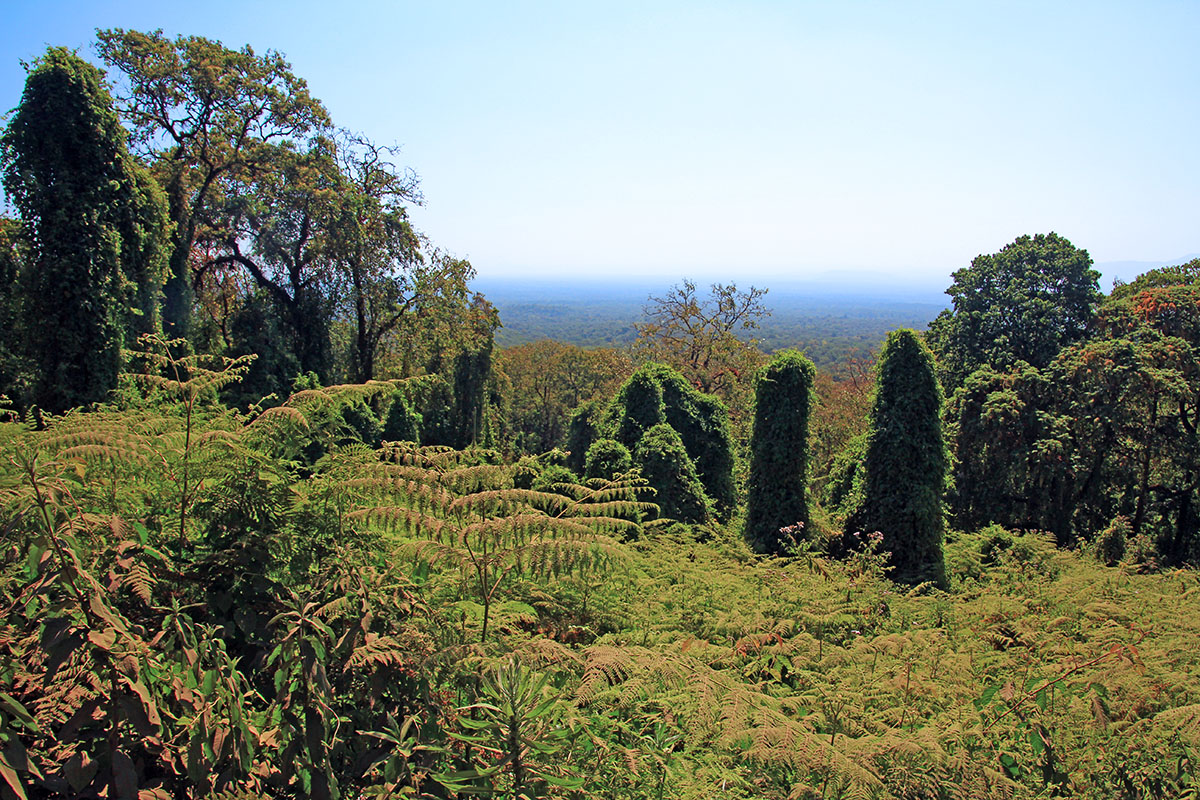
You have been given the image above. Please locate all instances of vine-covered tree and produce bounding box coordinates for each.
[636,424,710,524]
[0,217,27,399]
[847,329,947,587]
[0,47,170,412]
[927,233,1101,389]
[744,350,816,555]
[564,398,604,474]
[605,362,736,521]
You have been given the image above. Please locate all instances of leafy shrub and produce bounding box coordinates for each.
[564,398,603,474]
[635,423,710,524]
[381,390,422,442]
[584,437,632,480]
[1095,515,1130,566]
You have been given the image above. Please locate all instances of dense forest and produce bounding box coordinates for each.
[0,33,1198,800]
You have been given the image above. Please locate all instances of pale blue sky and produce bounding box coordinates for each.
[2,1,1197,290]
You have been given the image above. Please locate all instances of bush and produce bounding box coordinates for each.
[565,398,603,474]
[381,392,422,443]
[1095,515,1130,566]
[635,423,709,524]
[584,438,632,480]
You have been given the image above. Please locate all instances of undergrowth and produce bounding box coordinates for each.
[0,356,1196,798]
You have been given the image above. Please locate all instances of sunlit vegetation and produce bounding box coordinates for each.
[1,30,1199,800]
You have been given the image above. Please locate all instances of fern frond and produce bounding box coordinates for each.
[348,507,448,539]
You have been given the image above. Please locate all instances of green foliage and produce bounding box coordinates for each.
[744,349,816,554]
[381,389,422,443]
[654,365,737,521]
[1,364,1199,799]
[847,329,948,587]
[97,28,331,339]
[635,423,711,524]
[609,366,666,447]
[606,362,737,521]
[564,398,603,474]
[1,47,170,412]
[1109,257,1200,301]
[944,276,1200,561]
[824,432,868,524]
[944,363,1073,539]
[585,437,633,480]
[928,232,1101,389]
[222,289,304,407]
[0,217,29,399]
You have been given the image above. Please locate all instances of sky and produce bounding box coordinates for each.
[1,1,1197,293]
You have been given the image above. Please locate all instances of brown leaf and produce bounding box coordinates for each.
[88,628,117,652]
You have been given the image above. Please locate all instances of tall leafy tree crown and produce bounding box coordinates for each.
[744,349,816,555]
[847,329,947,587]
[96,28,331,338]
[1,47,169,412]
[927,232,1100,389]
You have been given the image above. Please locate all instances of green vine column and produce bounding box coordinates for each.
[848,329,948,587]
[744,350,816,554]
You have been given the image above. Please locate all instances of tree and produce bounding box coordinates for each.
[634,279,768,402]
[327,132,436,383]
[207,139,342,381]
[0,217,28,399]
[927,233,1101,389]
[809,352,873,500]
[1057,283,1200,560]
[605,362,736,520]
[1109,258,1200,302]
[499,341,632,455]
[636,424,710,524]
[943,363,1072,539]
[744,350,816,555]
[96,29,330,338]
[1,47,170,412]
[846,330,947,587]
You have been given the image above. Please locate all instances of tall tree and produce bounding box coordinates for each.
[927,232,1101,389]
[96,29,330,338]
[847,329,947,587]
[1,47,170,412]
[206,139,341,381]
[634,279,768,402]
[744,350,816,555]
